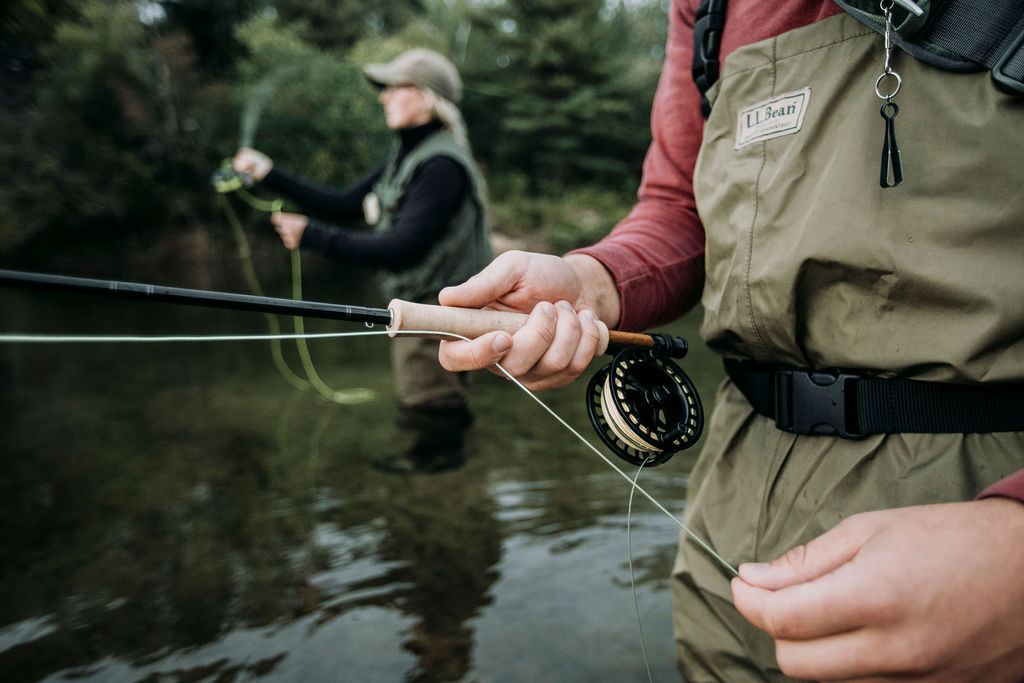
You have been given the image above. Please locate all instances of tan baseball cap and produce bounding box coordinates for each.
[363,48,463,103]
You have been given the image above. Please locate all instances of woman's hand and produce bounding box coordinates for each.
[731,499,1024,681]
[437,250,619,391]
[271,212,308,250]
[232,148,273,182]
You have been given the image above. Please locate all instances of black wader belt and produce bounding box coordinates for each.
[724,359,1024,438]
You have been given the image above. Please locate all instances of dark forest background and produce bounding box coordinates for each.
[0,0,670,268]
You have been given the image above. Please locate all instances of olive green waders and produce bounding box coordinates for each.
[371,131,490,472]
[673,13,1024,680]
[391,302,473,471]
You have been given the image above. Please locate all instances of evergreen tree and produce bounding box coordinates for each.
[0,0,670,257]
[273,0,425,51]
[156,0,265,70]
[475,0,662,194]
[0,0,232,253]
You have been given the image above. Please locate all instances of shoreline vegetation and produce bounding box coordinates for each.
[0,1,667,270]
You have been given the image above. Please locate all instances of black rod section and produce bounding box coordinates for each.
[0,268,393,326]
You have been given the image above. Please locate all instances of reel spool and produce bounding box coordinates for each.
[210,160,281,213]
[211,159,247,194]
[586,346,704,467]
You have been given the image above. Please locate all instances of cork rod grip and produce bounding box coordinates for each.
[387,299,611,355]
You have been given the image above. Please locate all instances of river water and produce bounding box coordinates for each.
[0,255,725,682]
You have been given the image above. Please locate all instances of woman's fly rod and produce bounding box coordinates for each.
[0,268,684,358]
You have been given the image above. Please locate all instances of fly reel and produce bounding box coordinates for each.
[211,159,248,194]
[210,160,281,213]
[586,345,704,467]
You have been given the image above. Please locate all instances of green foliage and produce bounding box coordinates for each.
[464,0,663,194]
[2,0,80,48]
[273,0,425,51]
[0,0,669,259]
[0,0,228,251]
[489,177,637,254]
[156,0,265,70]
[229,14,391,188]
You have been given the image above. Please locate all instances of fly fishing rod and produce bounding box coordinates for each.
[0,267,704,466]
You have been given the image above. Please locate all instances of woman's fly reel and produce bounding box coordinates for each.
[211,159,248,194]
[586,346,704,467]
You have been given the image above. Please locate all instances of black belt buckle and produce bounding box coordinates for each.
[992,28,1024,96]
[773,370,864,438]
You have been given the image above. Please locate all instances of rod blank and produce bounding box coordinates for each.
[0,268,392,326]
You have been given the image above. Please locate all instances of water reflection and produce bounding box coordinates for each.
[0,262,722,682]
[356,473,500,681]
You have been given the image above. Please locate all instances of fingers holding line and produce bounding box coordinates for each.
[437,301,556,375]
[731,520,882,643]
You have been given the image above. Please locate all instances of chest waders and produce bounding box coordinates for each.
[671,12,1024,681]
[369,130,493,473]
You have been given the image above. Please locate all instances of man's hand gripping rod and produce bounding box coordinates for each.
[388,299,687,358]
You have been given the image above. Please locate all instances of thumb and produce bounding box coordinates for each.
[438,331,513,373]
[738,516,873,590]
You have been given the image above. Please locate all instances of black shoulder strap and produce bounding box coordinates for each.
[691,0,728,118]
[833,0,1024,95]
[692,0,1024,119]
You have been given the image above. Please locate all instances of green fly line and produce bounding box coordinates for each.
[628,458,656,683]
[218,57,376,405]
[238,58,317,151]
[218,194,308,391]
[219,194,374,404]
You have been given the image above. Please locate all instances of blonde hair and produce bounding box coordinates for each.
[421,88,468,148]
[418,87,487,204]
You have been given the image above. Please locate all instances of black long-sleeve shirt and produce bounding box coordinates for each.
[260,121,468,270]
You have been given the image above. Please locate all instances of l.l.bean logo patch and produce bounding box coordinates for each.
[735,88,810,149]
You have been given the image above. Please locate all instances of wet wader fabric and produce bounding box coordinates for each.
[391,330,472,460]
[391,297,471,426]
[674,12,1024,681]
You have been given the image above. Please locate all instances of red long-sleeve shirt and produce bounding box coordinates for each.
[574,0,1024,503]
[574,0,841,331]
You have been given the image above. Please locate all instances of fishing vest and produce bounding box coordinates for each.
[694,11,1024,384]
[371,131,492,303]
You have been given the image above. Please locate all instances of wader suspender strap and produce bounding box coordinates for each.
[694,1,1024,118]
[692,0,728,118]
[725,360,1024,439]
[834,0,1024,94]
